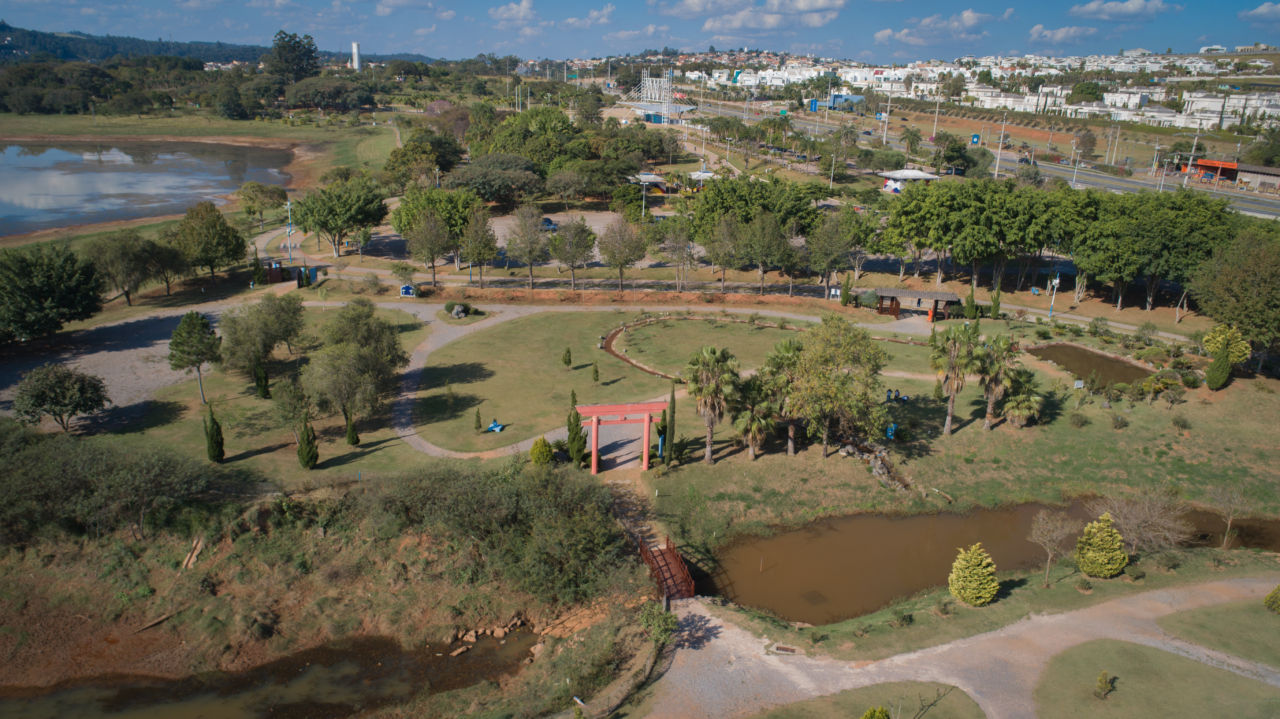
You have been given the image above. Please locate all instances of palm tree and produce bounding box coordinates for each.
[685,346,741,465]
[732,375,776,461]
[1003,368,1045,428]
[901,126,923,157]
[930,322,981,436]
[763,337,804,455]
[979,334,1019,430]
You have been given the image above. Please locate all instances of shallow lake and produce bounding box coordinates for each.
[0,632,534,719]
[704,504,1280,626]
[0,141,291,236]
[1027,343,1153,385]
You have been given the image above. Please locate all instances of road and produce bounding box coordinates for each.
[691,100,1280,219]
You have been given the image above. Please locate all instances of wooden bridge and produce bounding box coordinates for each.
[638,535,695,600]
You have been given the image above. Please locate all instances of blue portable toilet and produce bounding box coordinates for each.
[308,267,319,284]
[400,284,415,297]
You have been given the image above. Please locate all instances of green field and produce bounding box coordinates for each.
[1033,640,1280,719]
[1157,599,1280,671]
[750,682,984,719]
[414,311,672,453]
[614,316,807,376]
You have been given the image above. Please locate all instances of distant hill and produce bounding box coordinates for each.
[0,21,435,65]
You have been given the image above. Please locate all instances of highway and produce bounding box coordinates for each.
[690,99,1280,219]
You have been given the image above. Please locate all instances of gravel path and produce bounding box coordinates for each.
[645,576,1280,719]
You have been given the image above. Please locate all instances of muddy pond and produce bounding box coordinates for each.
[0,632,534,719]
[705,503,1280,626]
[1027,343,1152,385]
[0,141,292,236]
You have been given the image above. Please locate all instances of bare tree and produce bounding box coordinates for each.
[1087,492,1191,555]
[1028,510,1080,587]
[1207,485,1250,549]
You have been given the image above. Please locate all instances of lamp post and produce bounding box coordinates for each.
[285,200,293,262]
[1048,275,1061,320]
[1071,147,1081,188]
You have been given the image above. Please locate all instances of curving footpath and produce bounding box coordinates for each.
[644,576,1280,719]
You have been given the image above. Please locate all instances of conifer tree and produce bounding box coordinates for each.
[297,422,318,469]
[665,383,676,466]
[530,436,553,465]
[1075,513,1128,578]
[948,542,999,607]
[474,407,482,433]
[562,347,572,369]
[566,405,587,468]
[204,408,225,463]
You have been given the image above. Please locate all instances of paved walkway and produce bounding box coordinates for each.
[645,576,1280,719]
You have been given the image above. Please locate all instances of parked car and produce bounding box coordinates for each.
[541,218,558,232]
[1017,157,1031,165]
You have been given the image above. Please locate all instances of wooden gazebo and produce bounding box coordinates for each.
[874,288,961,322]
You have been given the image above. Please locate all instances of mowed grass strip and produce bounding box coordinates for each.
[415,311,671,453]
[749,681,985,719]
[1033,639,1280,719]
[1157,599,1280,671]
[615,317,807,376]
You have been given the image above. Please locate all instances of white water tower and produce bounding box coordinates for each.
[351,42,361,71]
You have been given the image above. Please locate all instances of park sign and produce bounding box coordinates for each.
[971,134,981,145]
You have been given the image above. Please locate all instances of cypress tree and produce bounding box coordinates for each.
[990,289,1002,319]
[948,542,999,607]
[592,361,599,383]
[566,406,587,468]
[1205,353,1231,391]
[840,273,852,306]
[297,421,318,469]
[665,382,676,466]
[570,388,578,408]
[204,408,225,463]
[562,347,572,369]
[1075,513,1128,578]
[474,407,482,433]
[343,409,360,446]
[253,360,270,399]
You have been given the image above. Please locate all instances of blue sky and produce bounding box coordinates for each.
[5,0,1279,61]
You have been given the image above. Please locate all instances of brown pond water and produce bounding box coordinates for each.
[0,631,535,719]
[705,504,1280,626]
[1027,343,1153,385]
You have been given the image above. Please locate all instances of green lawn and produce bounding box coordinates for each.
[1157,600,1280,671]
[414,311,672,452]
[615,316,807,376]
[1033,640,1280,719]
[750,682,984,719]
[109,305,431,492]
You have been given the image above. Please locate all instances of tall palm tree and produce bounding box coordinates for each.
[732,375,776,461]
[1003,368,1045,428]
[901,126,923,157]
[930,322,981,436]
[979,334,1019,430]
[684,346,741,465]
[763,337,804,455]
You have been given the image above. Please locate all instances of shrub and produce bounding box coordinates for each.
[1181,372,1201,389]
[860,708,891,719]
[1265,584,1280,614]
[1135,322,1158,345]
[1171,414,1191,431]
[529,436,553,465]
[948,543,999,607]
[444,300,457,313]
[1035,328,1052,340]
[1205,353,1231,391]
[858,290,878,309]
[1094,671,1115,700]
[1069,413,1089,428]
[989,289,1001,319]
[638,601,678,645]
[1155,552,1181,571]
[1125,566,1146,582]
[1076,578,1093,592]
[963,290,978,320]
[1076,513,1128,578]
[889,608,914,627]
[1067,324,1084,337]
[1088,316,1110,337]
[1111,414,1129,430]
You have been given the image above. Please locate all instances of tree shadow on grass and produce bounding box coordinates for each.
[225,441,292,463]
[996,576,1029,601]
[417,392,482,423]
[316,436,397,469]
[418,362,495,390]
[233,406,281,439]
[88,399,186,435]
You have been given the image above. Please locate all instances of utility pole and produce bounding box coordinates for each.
[993,111,1007,178]
[1151,139,1160,175]
[882,95,892,144]
[932,93,941,139]
[1183,123,1201,188]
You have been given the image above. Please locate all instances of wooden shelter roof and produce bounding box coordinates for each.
[874,288,961,302]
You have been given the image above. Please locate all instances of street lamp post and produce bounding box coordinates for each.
[1071,147,1081,188]
[1048,275,1061,320]
[286,200,293,262]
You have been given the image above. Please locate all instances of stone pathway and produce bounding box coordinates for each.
[644,576,1280,719]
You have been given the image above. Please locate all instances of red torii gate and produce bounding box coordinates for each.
[577,401,668,475]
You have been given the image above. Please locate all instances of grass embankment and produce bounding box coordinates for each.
[1157,600,1280,670]
[111,305,429,492]
[1033,639,1280,719]
[614,316,808,376]
[749,682,985,719]
[706,550,1280,663]
[415,311,672,453]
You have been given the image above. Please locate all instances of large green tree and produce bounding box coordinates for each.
[391,186,482,270]
[597,218,647,292]
[168,311,221,404]
[685,346,740,465]
[459,204,498,288]
[174,201,246,281]
[1192,227,1280,366]
[548,217,596,291]
[0,244,101,343]
[87,229,151,306]
[739,212,789,295]
[790,316,887,456]
[978,334,1018,430]
[806,213,853,299]
[508,204,549,290]
[294,176,388,258]
[264,30,320,83]
[763,337,804,456]
[401,205,452,287]
[14,363,109,432]
[930,322,981,436]
[237,181,288,230]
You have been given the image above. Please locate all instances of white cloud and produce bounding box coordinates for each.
[414,24,437,34]
[488,0,536,25]
[658,0,740,17]
[1000,7,1014,20]
[564,3,614,29]
[874,8,991,46]
[437,8,456,19]
[1028,23,1097,44]
[703,8,839,32]
[1069,0,1178,20]
[661,0,845,33]
[1240,2,1280,21]
[376,0,436,15]
[605,23,669,41]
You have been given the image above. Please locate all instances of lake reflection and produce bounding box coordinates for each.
[0,141,291,236]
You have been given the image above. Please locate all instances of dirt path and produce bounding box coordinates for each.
[644,576,1280,719]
